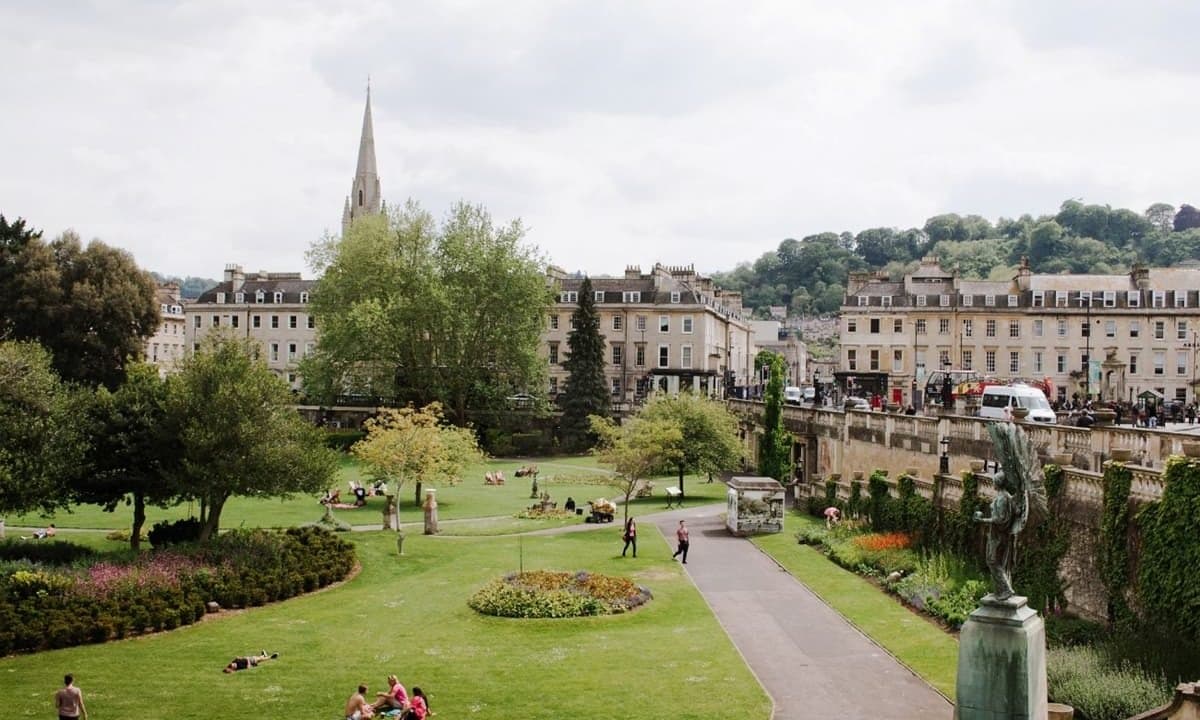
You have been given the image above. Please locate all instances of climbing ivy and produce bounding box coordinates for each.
[1138,456,1200,643]
[867,470,895,531]
[1015,464,1070,614]
[896,473,933,542]
[949,470,983,557]
[1098,461,1133,627]
[848,480,863,519]
[824,479,839,510]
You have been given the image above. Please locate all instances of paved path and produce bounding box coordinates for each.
[648,503,953,720]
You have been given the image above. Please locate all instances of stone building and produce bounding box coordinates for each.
[839,257,1200,407]
[185,264,317,390]
[750,320,807,387]
[341,85,382,236]
[543,263,755,412]
[144,283,187,376]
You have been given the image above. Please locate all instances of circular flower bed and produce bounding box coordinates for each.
[468,570,652,618]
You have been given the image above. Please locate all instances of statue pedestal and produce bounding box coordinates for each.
[423,489,439,535]
[955,595,1047,720]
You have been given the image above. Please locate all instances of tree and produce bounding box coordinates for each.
[0,228,159,388]
[1174,204,1200,232]
[1145,203,1176,234]
[639,393,741,497]
[352,402,483,512]
[303,201,552,427]
[75,364,181,549]
[590,414,682,525]
[1027,220,1065,266]
[559,276,609,449]
[756,351,792,482]
[0,341,88,516]
[167,335,338,541]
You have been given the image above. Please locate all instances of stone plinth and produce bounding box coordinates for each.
[955,595,1047,720]
[423,489,439,535]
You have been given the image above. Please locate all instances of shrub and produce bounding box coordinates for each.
[516,508,575,520]
[0,539,95,565]
[853,532,912,552]
[148,517,202,548]
[1138,456,1200,643]
[324,428,367,452]
[468,570,651,618]
[1045,614,1105,648]
[1047,645,1171,720]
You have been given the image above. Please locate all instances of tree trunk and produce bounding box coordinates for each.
[199,496,208,526]
[199,496,226,542]
[678,465,686,498]
[130,491,146,551]
[414,480,423,508]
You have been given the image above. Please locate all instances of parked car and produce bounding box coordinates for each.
[844,396,870,411]
[784,386,802,404]
[803,386,816,402]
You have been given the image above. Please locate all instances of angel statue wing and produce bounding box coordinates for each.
[986,422,1048,536]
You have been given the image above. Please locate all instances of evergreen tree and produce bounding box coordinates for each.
[757,351,792,481]
[560,276,609,449]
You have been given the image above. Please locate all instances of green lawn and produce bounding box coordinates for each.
[754,525,960,699]
[1,526,769,720]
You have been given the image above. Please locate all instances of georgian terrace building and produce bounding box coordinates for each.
[839,257,1200,408]
[144,283,187,377]
[185,264,318,390]
[544,263,755,412]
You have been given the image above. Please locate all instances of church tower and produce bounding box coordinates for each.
[342,84,382,235]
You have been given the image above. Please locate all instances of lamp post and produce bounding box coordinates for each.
[1187,328,1200,406]
[1083,297,1093,401]
[939,436,950,475]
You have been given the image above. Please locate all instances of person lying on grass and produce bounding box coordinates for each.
[223,651,277,673]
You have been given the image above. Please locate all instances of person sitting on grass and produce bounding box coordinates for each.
[354,486,368,506]
[345,684,374,720]
[223,650,277,673]
[402,687,429,719]
[371,674,409,713]
[32,523,56,540]
[321,489,342,505]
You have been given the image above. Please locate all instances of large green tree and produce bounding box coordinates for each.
[639,392,741,496]
[590,414,682,525]
[0,224,159,389]
[75,363,182,549]
[756,351,792,482]
[0,341,87,515]
[559,276,609,449]
[303,201,552,427]
[168,335,339,541]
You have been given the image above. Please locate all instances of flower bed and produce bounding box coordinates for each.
[0,526,355,654]
[468,570,651,618]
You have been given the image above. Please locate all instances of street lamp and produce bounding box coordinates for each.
[939,436,950,475]
[1186,329,1200,406]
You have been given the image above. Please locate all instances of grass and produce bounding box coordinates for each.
[754,523,960,699]
[0,526,770,720]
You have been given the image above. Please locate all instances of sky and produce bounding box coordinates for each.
[3,1,1200,280]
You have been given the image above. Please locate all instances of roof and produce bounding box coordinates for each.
[195,277,316,304]
[1027,274,1131,292]
[728,476,786,492]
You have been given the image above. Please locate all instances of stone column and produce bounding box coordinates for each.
[423,489,439,535]
[382,494,398,531]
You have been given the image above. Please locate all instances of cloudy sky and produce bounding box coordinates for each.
[3,1,1199,279]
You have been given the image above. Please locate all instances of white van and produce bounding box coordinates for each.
[979,384,1056,423]
[784,386,802,404]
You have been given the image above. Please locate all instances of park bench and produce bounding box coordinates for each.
[664,486,683,509]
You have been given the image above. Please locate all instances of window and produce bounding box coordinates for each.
[985,295,997,307]
[300,292,309,304]
[270,343,279,362]
[1130,354,1138,375]
[1078,290,1092,307]
[307,316,315,329]
[962,295,974,307]
[870,318,880,334]
[612,345,623,365]
[288,343,297,361]
[231,315,239,329]
[1081,322,1090,338]
[1055,291,1068,307]
[611,378,621,396]
[1178,388,1189,402]
[211,315,220,327]
[549,344,559,364]
[1105,320,1116,338]
[1130,321,1140,338]
[612,315,622,331]
[915,350,926,375]
[1009,351,1020,374]
[635,344,645,366]
[273,292,283,303]
[550,315,559,330]
[271,315,279,329]
[939,294,950,307]
[1057,354,1067,373]
[1127,290,1141,308]
[893,318,902,333]
[305,342,314,357]
[636,315,647,331]
[962,350,973,370]
[881,296,892,307]
[939,350,950,368]
[1009,321,1020,338]
[964,319,973,337]
[594,290,605,303]
[670,291,680,303]
[917,295,928,307]
[560,291,578,303]
[682,316,694,334]
[1034,351,1043,373]
[985,350,996,373]
[1155,321,1165,340]
[569,316,576,330]
[1057,319,1067,337]
[916,319,927,334]
[1103,290,1115,307]
[869,349,880,371]
[892,349,903,372]
[659,315,669,332]
[1081,353,1089,371]
[289,315,298,329]
[1179,320,1188,340]
[986,319,996,337]
[1008,294,1018,307]
[1154,351,1165,376]
[681,345,692,369]
[847,349,858,371]
[857,296,868,306]
[193,315,201,329]
[253,315,261,328]
[623,291,641,303]
[287,373,297,385]
[658,345,669,368]
[1152,291,1165,308]
[255,290,265,303]
[847,319,857,333]
[234,292,244,304]
[1176,291,1188,308]
[939,318,950,335]
[1178,352,1188,375]
[216,292,225,304]
[1032,291,1045,308]
[549,377,558,394]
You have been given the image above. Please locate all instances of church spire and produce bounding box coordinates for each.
[342,81,382,236]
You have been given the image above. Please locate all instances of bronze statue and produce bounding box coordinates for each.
[973,422,1046,601]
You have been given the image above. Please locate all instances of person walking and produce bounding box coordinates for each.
[621,517,637,558]
[55,674,87,720]
[671,519,690,564]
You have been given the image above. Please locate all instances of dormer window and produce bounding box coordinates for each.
[880,296,892,307]
[1007,294,1018,307]
[985,295,996,307]
[1103,291,1116,307]
[1055,291,1068,307]
[916,295,927,307]
[623,291,641,303]
[300,292,309,304]
[1175,291,1188,308]
[1032,291,1045,307]
[235,292,245,304]
[670,291,681,304]
[857,296,868,306]
[560,291,578,303]
[962,295,973,307]
[216,292,225,304]
[1127,290,1141,308]
[1152,290,1165,308]
[1078,290,1092,307]
[256,290,265,304]
[594,290,605,303]
[939,295,950,307]
[273,292,283,303]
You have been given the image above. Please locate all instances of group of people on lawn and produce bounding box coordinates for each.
[345,674,429,720]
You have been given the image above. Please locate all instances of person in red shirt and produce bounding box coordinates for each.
[371,674,409,713]
[404,687,429,720]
